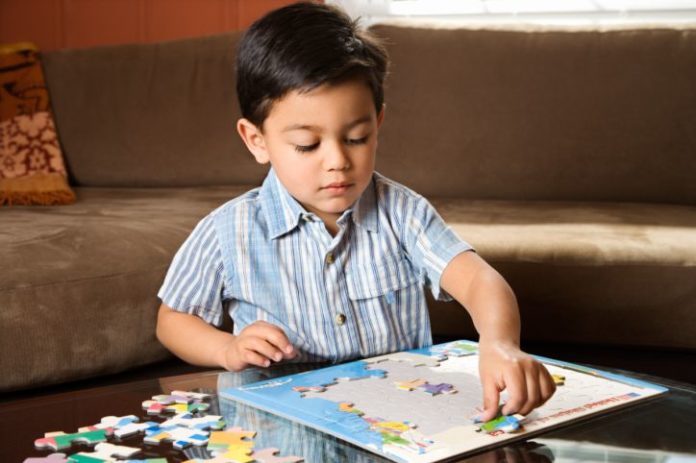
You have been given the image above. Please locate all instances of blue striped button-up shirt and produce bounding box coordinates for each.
[158,169,472,363]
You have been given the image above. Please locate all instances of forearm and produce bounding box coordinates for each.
[156,304,234,368]
[440,252,521,346]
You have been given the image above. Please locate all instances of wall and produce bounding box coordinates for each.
[0,0,297,51]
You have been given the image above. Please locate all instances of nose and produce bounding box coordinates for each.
[323,141,351,171]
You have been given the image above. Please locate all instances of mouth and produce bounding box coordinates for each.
[322,182,354,191]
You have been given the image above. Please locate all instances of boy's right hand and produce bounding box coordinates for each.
[217,321,296,371]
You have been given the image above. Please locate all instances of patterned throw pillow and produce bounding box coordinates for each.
[0,42,75,206]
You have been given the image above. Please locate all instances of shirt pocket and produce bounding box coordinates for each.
[346,253,419,302]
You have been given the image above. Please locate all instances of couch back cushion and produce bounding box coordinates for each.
[42,32,268,187]
[372,24,696,204]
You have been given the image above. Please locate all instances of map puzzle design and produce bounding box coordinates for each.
[221,340,667,463]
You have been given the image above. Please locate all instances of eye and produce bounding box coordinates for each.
[294,142,320,153]
[345,135,370,146]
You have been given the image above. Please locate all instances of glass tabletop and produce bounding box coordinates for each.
[213,363,696,463]
[3,362,695,463]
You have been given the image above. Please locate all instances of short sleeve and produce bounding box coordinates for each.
[158,214,227,326]
[401,193,474,301]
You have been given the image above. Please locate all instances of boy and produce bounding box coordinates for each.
[157,2,555,422]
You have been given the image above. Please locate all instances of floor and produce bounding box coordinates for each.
[3,341,695,403]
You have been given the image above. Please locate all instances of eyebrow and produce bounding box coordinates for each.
[281,115,372,133]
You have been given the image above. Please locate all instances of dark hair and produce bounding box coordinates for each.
[236,2,388,128]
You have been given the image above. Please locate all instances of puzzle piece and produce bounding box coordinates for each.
[35,429,108,451]
[160,412,225,431]
[67,442,140,462]
[395,378,426,391]
[250,447,303,463]
[474,414,524,434]
[78,415,159,439]
[23,454,68,463]
[552,374,566,386]
[207,427,256,454]
[144,425,209,449]
[142,391,211,415]
[170,390,212,401]
[142,400,210,415]
[419,382,456,396]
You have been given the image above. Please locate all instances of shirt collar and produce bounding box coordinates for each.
[351,174,379,233]
[260,169,380,239]
[260,169,306,240]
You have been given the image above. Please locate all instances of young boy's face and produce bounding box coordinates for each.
[238,77,384,229]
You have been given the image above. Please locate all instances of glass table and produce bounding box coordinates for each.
[3,362,695,462]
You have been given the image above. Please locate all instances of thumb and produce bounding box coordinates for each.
[480,378,501,422]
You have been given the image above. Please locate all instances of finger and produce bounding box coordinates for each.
[246,336,286,363]
[518,367,541,416]
[249,323,296,358]
[480,378,502,422]
[501,366,527,416]
[538,367,557,405]
[241,347,273,368]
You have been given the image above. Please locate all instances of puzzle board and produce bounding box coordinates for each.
[221,340,667,463]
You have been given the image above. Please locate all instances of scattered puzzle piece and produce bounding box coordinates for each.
[207,427,256,454]
[23,454,68,463]
[142,392,211,415]
[552,374,566,386]
[67,442,140,463]
[79,415,159,439]
[142,399,210,415]
[160,412,225,431]
[170,390,212,401]
[144,425,209,449]
[250,447,303,463]
[35,430,108,451]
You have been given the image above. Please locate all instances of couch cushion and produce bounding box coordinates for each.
[41,33,268,188]
[0,186,250,392]
[372,24,696,204]
[429,199,696,350]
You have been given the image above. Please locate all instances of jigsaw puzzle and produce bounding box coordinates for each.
[221,340,668,463]
[34,429,109,451]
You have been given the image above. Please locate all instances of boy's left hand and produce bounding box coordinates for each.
[478,340,556,422]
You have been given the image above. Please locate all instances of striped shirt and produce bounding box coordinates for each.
[158,169,472,363]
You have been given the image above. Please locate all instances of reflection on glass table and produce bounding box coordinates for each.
[204,363,696,463]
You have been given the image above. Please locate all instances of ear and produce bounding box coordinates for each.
[237,118,270,164]
[376,104,386,129]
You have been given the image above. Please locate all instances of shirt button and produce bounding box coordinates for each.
[335,313,346,326]
[326,253,335,264]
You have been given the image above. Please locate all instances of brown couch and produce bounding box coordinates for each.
[2,23,695,392]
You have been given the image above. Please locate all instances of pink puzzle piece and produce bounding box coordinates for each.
[35,429,108,451]
[23,454,68,463]
[250,447,304,463]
